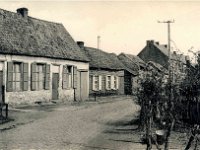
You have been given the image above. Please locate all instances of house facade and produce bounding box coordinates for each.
[138,40,187,88]
[0,8,89,104]
[138,40,187,73]
[77,42,133,96]
[118,53,146,95]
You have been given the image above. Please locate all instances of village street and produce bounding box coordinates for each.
[0,96,143,150]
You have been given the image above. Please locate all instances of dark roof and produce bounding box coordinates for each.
[84,47,125,70]
[118,53,144,75]
[0,8,89,62]
[147,61,167,73]
[153,42,186,64]
[121,53,146,68]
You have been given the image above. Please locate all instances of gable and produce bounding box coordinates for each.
[138,45,169,68]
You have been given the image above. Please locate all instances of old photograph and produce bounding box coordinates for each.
[0,1,200,149]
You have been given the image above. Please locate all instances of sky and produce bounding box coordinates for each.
[1,1,200,58]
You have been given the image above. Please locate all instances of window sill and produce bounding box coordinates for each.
[62,88,73,90]
[92,90,100,92]
[106,89,118,91]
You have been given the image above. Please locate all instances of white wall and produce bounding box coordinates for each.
[0,54,89,104]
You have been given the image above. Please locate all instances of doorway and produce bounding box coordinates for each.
[52,73,59,100]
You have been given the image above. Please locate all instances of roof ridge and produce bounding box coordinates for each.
[0,8,62,25]
[123,53,141,69]
[0,7,89,62]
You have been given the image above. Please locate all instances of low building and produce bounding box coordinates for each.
[0,8,89,104]
[118,53,146,95]
[77,42,136,96]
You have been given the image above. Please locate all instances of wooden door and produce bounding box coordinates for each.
[80,71,88,101]
[75,71,88,101]
[52,73,59,100]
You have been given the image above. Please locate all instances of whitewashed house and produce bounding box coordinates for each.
[0,8,89,104]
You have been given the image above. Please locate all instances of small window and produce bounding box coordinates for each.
[13,63,22,91]
[35,64,45,90]
[114,76,117,89]
[62,65,73,89]
[93,76,99,91]
[67,66,72,88]
[106,76,111,90]
[7,62,29,92]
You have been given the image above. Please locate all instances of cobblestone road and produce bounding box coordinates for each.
[0,96,139,150]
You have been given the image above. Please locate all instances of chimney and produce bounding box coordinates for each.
[146,40,154,47]
[77,41,84,50]
[164,44,168,48]
[185,55,190,61]
[17,7,28,18]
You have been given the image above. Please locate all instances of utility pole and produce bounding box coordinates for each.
[158,20,175,150]
[158,20,175,102]
[97,35,100,49]
[158,20,175,69]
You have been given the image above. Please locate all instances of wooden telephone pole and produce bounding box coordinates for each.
[158,20,175,150]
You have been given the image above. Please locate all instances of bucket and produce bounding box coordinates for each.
[155,130,166,145]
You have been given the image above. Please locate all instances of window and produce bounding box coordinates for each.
[7,62,29,92]
[106,75,118,90]
[92,75,102,91]
[94,76,99,90]
[68,66,72,88]
[92,76,98,91]
[114,76,117,89]
[13,63,22,91]
[31,63,50,91]
[63,65,73,89]
[106,76,111,90]
[35,64,45,90]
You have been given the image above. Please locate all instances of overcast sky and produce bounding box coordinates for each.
[1,1,200,58]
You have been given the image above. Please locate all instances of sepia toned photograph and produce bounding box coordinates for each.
[0,0,200,149]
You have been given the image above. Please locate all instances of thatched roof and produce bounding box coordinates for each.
[117,53,140,75]
[0,8,89,62]
[84,47,125,70]
[122,53,146,68]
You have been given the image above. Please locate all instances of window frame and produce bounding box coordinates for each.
[106,75,112,90]
[12,62,23,92]
[35,64,45,90]
[62,65,73,89]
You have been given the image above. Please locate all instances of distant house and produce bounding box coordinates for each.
[118,53,146,95]
[0,8,89,104]
[138,40,187,73]
[77,42,136,96]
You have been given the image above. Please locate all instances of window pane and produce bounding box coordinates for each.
[14,64,20,72]
[68,66,72,73]
[13,63,22,91]
[35,64,45,90]
[39,73,44,81]
[68,74,72,88]
[15,82,21,91]
[39,81,44,90]
[16,73,21,81]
